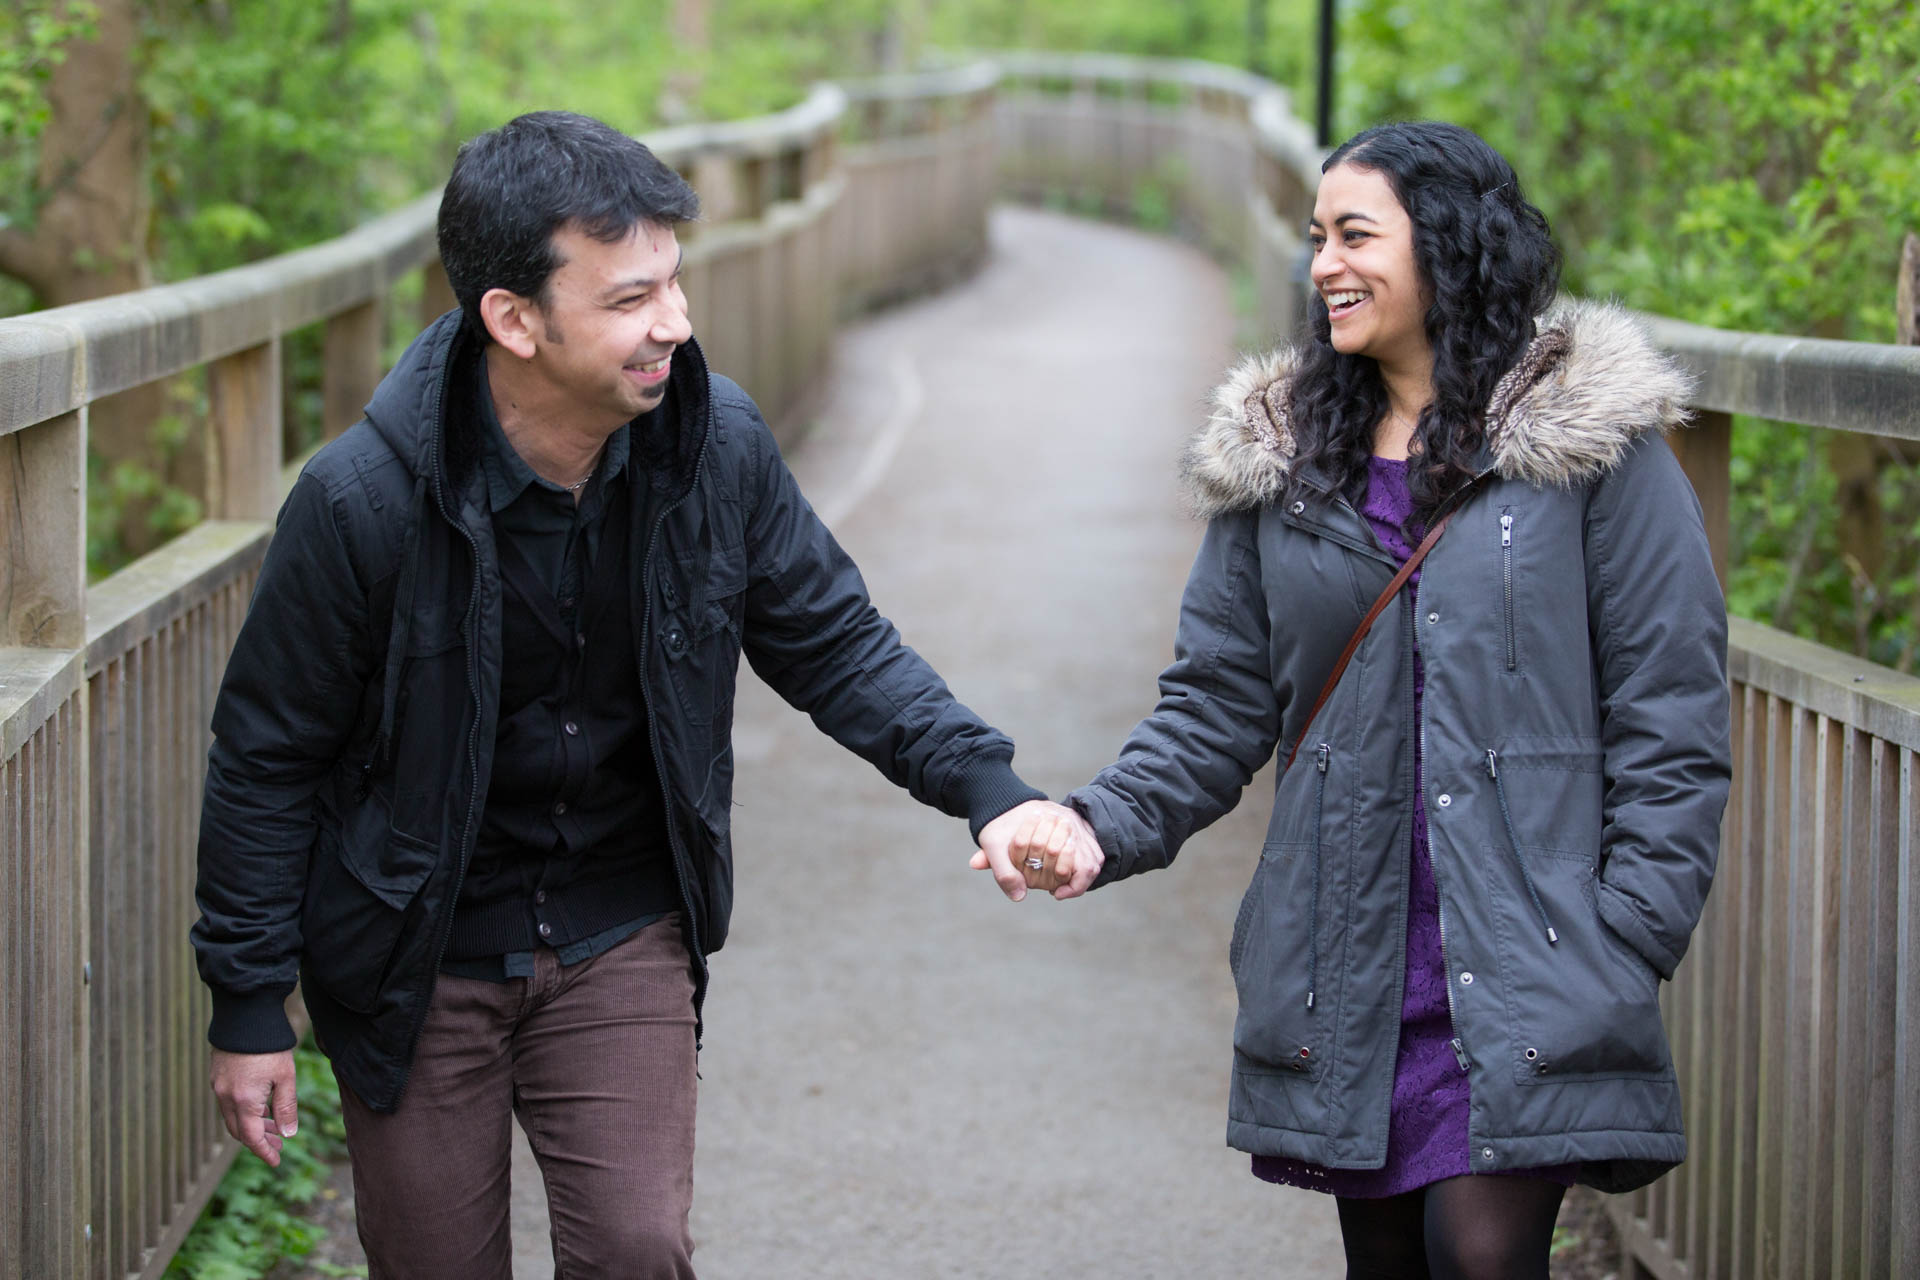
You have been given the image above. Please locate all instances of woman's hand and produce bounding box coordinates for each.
[972,800,1105,901]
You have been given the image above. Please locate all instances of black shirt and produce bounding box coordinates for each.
[442,359,680,975]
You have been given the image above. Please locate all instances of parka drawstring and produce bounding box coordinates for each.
[1486,748,1558,943]
[1306,743,1331,1009]
[360,475,430,797]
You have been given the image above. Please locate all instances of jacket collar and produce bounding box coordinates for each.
[363,311,715,526]
[1181,301,1696,518]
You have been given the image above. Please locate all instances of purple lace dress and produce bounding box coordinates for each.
[1251,457,1576,1198]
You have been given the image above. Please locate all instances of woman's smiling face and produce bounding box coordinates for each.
[1308,163,1431,369]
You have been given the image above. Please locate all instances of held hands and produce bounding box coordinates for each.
[972,799,1104,901]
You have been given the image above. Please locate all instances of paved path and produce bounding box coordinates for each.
[355,204,1344,1278]
[665,206,1338,1277]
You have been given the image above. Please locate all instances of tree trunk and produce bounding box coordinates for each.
[0,1,200,569]
[659,0,709,124]
[0,0,149,306]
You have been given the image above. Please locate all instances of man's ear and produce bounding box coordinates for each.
[479,287,540,359]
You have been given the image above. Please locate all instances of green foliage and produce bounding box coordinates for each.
[0,2,96,137]
[85,378,205,580]
[1342,0,1920,340]
[0,1,98,235]
[1341,0,1920,666]
[165,1041,352,1280]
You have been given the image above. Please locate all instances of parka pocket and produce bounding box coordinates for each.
[1489,854,1670,1084]
[1229,842,1324,1081]
[301,826,438,1015]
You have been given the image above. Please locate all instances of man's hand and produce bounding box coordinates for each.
[210,1048,299,1167]
[971,799,1105,901]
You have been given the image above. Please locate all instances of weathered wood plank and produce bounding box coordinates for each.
[0,410,86,649]
[205,340,283,522]
[1830,727,1873,1275]
[3,744,21,1280]
[322,299,384,440]
[1672,409,1732,589]
[1727,617,1920,754]
[1893,751,1919,1276]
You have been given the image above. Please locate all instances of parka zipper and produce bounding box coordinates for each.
[1500,510,1516,671]
[1486,748,1558,943]
[1305,743,1330,1011]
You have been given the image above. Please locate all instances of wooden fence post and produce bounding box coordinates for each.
[0,410,87,649]
[420,260,456,331]
[1897,233,1917,347]
[323,300,384,440]
[205,341,283,521]
[1674,409,1732,590]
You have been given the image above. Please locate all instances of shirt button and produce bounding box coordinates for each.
[537,922,553,940]
[1459,971,1474,986]
[1427,611,1440,624]
[1437,793,1452,808]
[1482,1147,1494,1161]
[553,801,567,816]
[1289,501,1305,515]
[534,890,548,905]
[576,632,587,648]
[564,721,580,736]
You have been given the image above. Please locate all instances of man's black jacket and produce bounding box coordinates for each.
[191,312,1041,1111]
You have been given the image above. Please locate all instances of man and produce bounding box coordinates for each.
[191,111,1082,1278]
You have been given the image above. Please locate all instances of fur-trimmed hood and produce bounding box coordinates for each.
[1182,301,1695,518]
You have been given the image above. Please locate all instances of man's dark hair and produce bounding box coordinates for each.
[436,111,701,342]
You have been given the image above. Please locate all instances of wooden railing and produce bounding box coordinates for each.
[989,51,1920,1280]
[0,66,996,1280]
[1618,326,1920,1280]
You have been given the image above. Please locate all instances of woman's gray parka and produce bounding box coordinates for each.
[1068,303,1730,1193]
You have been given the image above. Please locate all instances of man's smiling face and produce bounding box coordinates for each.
[524,220,693,426]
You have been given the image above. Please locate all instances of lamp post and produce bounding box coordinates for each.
[1316,0,1336,146]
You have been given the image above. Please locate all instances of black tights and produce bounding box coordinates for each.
[1335,1176,1566,1280]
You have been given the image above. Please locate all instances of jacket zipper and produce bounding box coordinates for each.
[392,353,486,1108]
[1305,743,1330,1011]
[634,376,721,1051]
[639,477,711,1051]
[1500,510,1516,671]
[1486,748,1558,943]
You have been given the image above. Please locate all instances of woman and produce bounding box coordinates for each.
[1004,122,1730,1278]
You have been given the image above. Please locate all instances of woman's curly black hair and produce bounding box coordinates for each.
[1287,121,1560,521]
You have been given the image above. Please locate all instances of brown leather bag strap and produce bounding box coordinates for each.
[1284,512,1453,771]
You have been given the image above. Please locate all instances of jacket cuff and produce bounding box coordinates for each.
[957,756,1047,841]
[1067,791,1125,890]
[208,987,299,1055]
[1595,881,1681,980]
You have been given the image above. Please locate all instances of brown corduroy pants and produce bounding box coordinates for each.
[337,914,699,1280]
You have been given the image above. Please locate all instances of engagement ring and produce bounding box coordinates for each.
[1024,856,1045,871]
